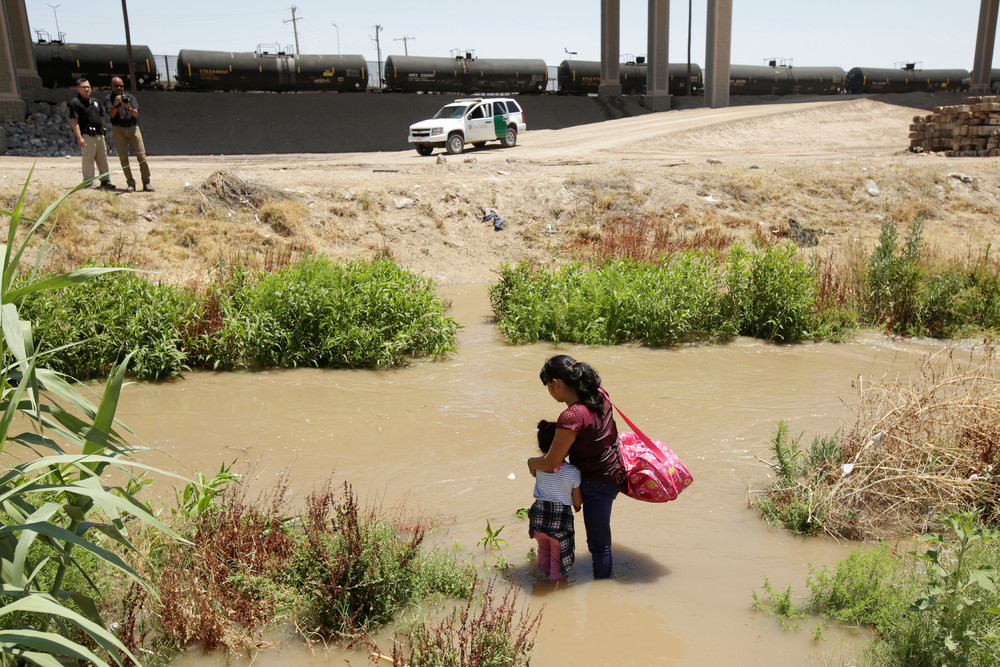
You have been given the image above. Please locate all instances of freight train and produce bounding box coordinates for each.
[30,41,984,97]
[32,40,158,88]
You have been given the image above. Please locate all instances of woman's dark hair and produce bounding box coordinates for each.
[539,354,605,415]
[537,420,556,453]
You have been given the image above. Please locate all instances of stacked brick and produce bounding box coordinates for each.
[909,96,1000,157]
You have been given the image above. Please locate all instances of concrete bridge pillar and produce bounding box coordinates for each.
[705,0,732,108]
[972,0,999,93]
[0,0,39,143]
[599,0,622,97]
[644,0,671,111]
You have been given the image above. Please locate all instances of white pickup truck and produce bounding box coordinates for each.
[407,97,526,156]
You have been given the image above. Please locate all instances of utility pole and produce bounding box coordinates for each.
[121,0,137,91]
[687,0,692,95]
[394,36,415,56]
[373,24,383,88]
[331,23,340,55]
[285,5,302,55]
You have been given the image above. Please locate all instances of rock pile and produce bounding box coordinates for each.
[3,101,81,157]
[909,95,1000,157]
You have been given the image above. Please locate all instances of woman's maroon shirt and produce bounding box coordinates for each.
[556,394,625,486]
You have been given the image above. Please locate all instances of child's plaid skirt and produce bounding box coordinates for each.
[528,499,575,577]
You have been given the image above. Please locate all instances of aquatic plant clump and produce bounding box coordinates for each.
[18,255,460,380]
[752,515,1000,667]
[393,576,542,667]
[231,256,460,369]
[114,477,478,660]
[490,242,824,346]
[18,266,194,381]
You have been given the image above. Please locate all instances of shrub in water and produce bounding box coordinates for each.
[490,255,727,346]
[491,245,823,346]
[725,242,819,342]
[220,256,459,369]
[18,267,193,381]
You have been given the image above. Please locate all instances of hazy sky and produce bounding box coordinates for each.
[22,1,991,71]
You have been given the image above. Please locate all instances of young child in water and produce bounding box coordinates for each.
[528,419,583,581]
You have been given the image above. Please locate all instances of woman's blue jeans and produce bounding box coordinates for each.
[580,477,619,579]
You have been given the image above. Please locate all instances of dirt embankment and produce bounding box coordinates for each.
[2,94,1000,285]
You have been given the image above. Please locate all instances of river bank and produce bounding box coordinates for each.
[2,96,1000,288]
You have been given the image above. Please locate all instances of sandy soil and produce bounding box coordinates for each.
[3,96,1000,285]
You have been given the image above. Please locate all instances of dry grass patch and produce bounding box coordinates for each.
[260,200,309,237]
[829,348,1000,539]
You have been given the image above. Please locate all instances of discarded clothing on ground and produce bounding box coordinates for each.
[483,212,505,231]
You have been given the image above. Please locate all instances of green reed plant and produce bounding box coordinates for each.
[752,422,841,536]
[0,169,181,666]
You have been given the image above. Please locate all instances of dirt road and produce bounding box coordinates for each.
[2,96,997,285]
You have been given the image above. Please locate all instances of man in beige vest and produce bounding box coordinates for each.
[103,77,153,192]
[68,78,115,189]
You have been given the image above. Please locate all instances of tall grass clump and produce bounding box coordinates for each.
[0,169,180,666]
[490,241,830,346]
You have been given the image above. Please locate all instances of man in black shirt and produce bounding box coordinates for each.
[104,76,153,193]
[68,78,115,190]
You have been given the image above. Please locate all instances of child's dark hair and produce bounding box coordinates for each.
[537,420,556,454]
[539,354,605,415]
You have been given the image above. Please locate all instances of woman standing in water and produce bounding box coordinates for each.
[528,355,626,579]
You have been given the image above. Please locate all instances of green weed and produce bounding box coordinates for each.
[20,255,460,380]
[753,513,1000,667]
[394,577,541,667]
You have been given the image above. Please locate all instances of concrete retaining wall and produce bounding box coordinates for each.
[20,88,656,155]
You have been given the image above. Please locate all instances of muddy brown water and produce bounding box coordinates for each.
[121,285,952,666]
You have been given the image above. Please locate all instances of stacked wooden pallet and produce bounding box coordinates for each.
[909,96,1000,156]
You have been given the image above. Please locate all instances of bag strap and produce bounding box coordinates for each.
[600,389,669,464]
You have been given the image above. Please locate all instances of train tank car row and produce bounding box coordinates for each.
[32,41,158,88]
[557,59,701,95]
[384,54,547,93]
[175,48,367,92]
[845,66,971,93]
[28,41,992,97]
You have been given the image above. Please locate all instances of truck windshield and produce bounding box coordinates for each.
[433,104,469,119]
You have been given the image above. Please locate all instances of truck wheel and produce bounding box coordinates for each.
[415,144,433,156]
[501,126,518,148]
[446,133,465,155]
